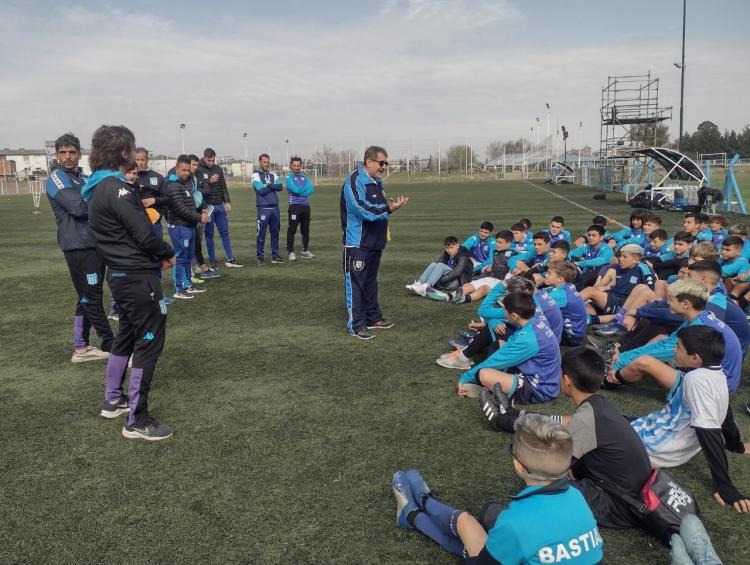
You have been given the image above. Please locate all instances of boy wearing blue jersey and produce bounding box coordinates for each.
[512,231,551,275]
[607,279,743,395]
[547,216,571,244]
[709,215,729,247]
[463,221,495,272]
[545,262,588,346]
[457,293,561,403]
[569,225,614,290]
[391,414,603,564]
[645,229,669,259]
[285,156,315,261]
[580,244,654,319]
[608,210,646,249]
[253,153,285,264]
[683,212,713,244]
[510,222,531,255]
[719,236,750,298]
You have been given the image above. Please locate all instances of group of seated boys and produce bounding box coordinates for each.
[396,210,750,563]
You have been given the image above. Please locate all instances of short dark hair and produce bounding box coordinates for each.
[135,147,149,156]
[673,230,695,244]
[688,260,721,282]
[176,154,192,166]
[722,235,744,249]
[480,221,494,232]
[550,215,565,225]
[189,154,200,162]
[55,132,81,153]
[551,240,570,254]
[444,236,459,246]
[519,218,532,230]
[649,229,668,241]
[645,214,663,225]
[89,125,136,173]
[562,347,605,393]
[290,156,302,165]
[684,212,700,222]
[533,231,550,243]
[496,230,514,243]
[587,224,605,235]
[676,325,725,367]
[203,148,216,158]
[259,153,270,161]
[503,292,536,319]
[364,145,387,161]
[629,210,646,225]
[548,261,577,283]
[518,271,537,288]
[698,213,710,224]
[510,222,526,232]
[592,215,607,226]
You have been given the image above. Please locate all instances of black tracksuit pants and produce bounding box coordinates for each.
[103,271,167,427]
[63,249,114,351]
[287,204,311,253]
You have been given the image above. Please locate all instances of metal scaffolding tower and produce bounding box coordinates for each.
[599,72,672,159]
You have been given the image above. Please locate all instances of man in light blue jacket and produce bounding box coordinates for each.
[285,156,315,261]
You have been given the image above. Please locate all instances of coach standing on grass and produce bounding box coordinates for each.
[46,133,114,363]
[341,146,408,340]
[83,125,176,441]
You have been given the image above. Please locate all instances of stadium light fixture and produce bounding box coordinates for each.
[179,123,186,154]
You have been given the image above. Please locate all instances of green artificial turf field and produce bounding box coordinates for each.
[1,178,748,564]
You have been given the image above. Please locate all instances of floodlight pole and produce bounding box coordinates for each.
[578,122,582,170]
[678,0,686,151]
[179,123,186,154]
[242,133,248,178]
[545,103,550,171]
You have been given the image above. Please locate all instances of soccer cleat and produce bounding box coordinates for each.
[368,319,395,330]
[595,323,626,337]
[71,346,109,364]
[173,291,194,300]
[271,255,286,264]
[392,471,418,529]
[458,329,479,340]
[100,396,129,419]
[121,418,174,441]
[448,338,470,349]
[200,270,220,279]
[436,354,472,370]
[405,469,432,510]
[225,259,244,268]
[491,384,515,415]
[479,388,501,426]
[288,251,297,262]
[350,327,375,340]
[190,276,206,285]
[186,286,206,294]
[426,287,450,301]
[301,250,315,259]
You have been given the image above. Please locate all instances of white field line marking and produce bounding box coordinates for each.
[520,179,627,228]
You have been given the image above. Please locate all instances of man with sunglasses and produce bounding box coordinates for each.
[341,146,408,339]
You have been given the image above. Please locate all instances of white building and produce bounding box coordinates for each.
[0,148,93,177]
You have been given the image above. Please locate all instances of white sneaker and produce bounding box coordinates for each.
[415,282,429,297]
[301,250,315,259]
[71,346,109,364]
[435,353,472,370]
[288,251,297,262]
[405,281,419,294]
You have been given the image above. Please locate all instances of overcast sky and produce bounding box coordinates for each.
[2,0,748,159]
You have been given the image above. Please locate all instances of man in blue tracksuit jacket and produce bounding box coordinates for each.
[285,156,315,260]
[340,146,408,340]
[252,153,284,264]
[46,132,114,362]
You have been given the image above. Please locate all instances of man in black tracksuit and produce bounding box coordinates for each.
[196,148,242,268]
[133,147,167,239]
[84,125,176,441]
[45,132,114,362]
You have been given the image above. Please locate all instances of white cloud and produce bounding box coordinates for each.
[382,0,522,29]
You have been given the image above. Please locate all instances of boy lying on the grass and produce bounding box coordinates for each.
[405,236,473,296]
[391,414,603,564]
[456,293,561,403]
[630,325,750,513]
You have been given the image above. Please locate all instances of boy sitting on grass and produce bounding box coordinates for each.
[463,221,495,272]
[406,236,472,296]
[391,414,603,563]
[709,215,729,247]
[544,261,588,346]
[579,243,655,320]
[457,293,561,403]
[645,228,670,259]
[569,225,614,290]
[547,215,571,244]
[631,325,750,513]
[512,231,551,274]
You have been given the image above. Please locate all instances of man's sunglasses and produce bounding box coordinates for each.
[368,159,389,167]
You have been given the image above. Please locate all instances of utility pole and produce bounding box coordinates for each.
[179,123,186,154]
[678,0,687,151]
[545,103,550,171]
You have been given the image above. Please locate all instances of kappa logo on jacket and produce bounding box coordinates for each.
[117,188,130,198]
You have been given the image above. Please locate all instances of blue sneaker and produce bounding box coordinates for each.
[405,469,431,510]
[391,471,418,529]
[448,338,470,349]
[458,329,478,340]
[595,323,625,337]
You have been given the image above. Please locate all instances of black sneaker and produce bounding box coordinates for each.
[271,255,286,264]
[368,319,395,329]
[121,418,174,441]
[209,261,218,270]
[225,259,244,268]
[257,257,265,266]
[350,327,375,340]
[100,396,129,419]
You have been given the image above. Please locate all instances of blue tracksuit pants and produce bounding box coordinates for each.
[257,206,280,258]
[343,247,383,333]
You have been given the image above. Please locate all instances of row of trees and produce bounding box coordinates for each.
[680,121,750,158]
